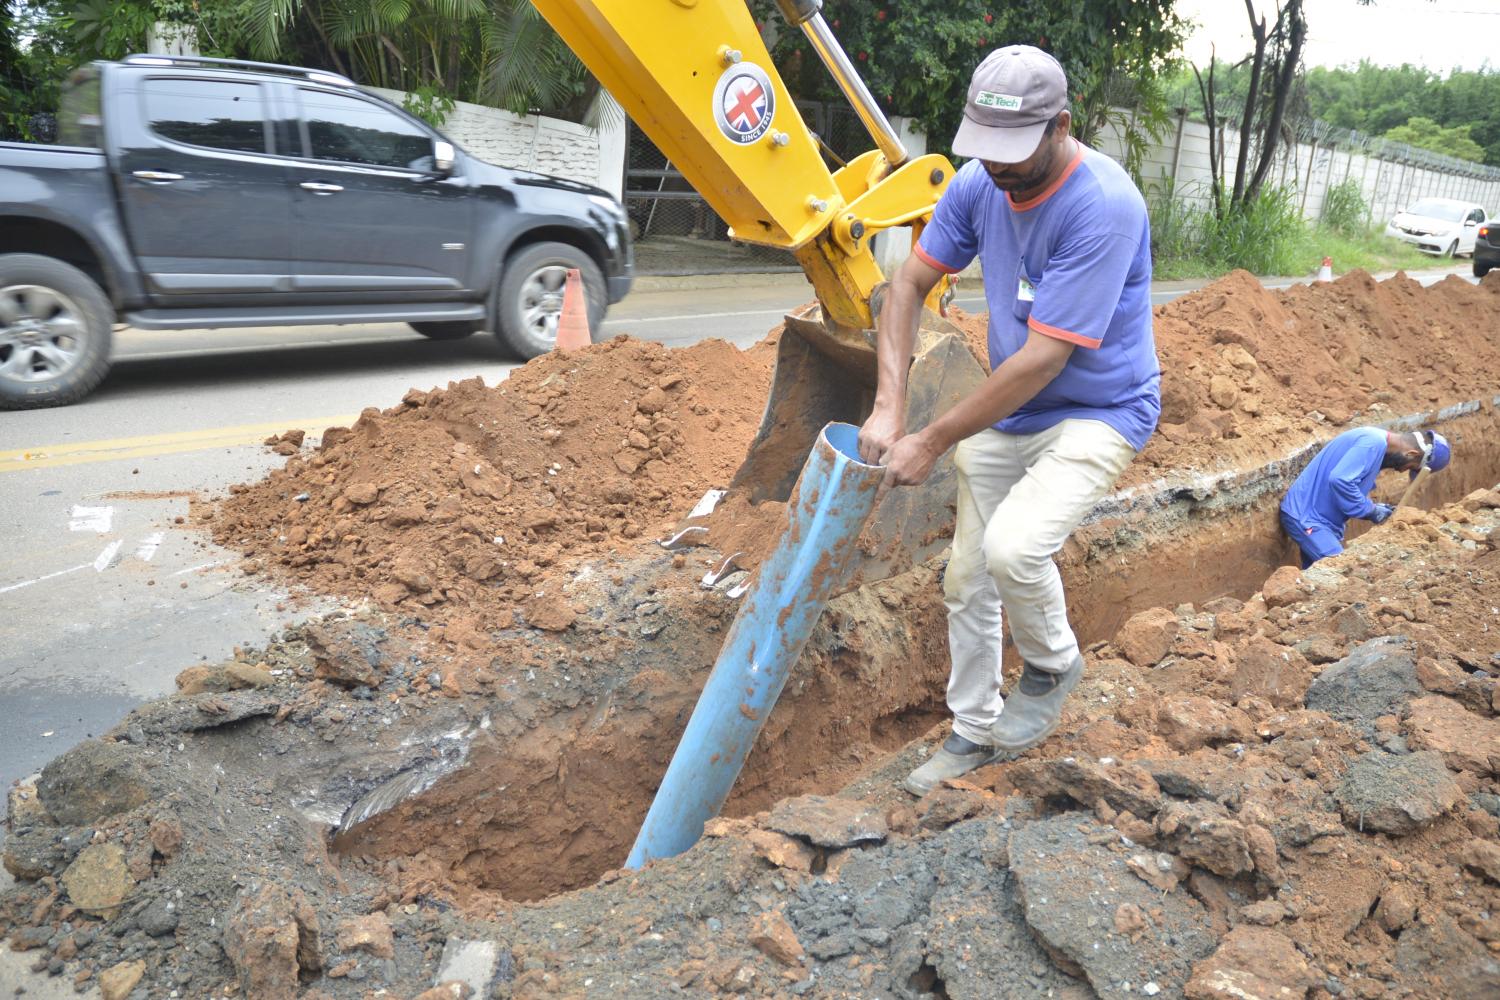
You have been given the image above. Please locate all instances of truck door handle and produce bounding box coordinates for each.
[299,182,344,195]
[132,170,183,182]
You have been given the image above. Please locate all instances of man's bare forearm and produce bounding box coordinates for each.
[872,257,942,412]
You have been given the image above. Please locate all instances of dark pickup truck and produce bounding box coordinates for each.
[0,54,634,409]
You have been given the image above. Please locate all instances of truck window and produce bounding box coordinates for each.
[57,69,102,148]
[143,78,268,154]
[298,89,433,171]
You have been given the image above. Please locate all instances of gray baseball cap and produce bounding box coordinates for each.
[952,45,1068,163]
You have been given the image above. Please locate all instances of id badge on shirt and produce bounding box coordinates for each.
[1017,258,1036,302]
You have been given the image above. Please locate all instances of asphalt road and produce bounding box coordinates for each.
[0,265,1472,796]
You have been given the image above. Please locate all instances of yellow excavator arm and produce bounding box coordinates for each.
[530,0,955,331]
[533,0,986,583]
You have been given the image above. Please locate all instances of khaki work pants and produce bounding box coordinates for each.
[944,418,1137,745]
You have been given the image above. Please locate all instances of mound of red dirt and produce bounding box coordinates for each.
[208,270,1500,620]
[949,269,1500,490]
[205,336,773,628]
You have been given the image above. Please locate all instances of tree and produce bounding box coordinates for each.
[13,0,599,123]
[243,0,595,118]
[1384,116,1485,163]
[1,0,70,140]
[1304,61,1500,166]
[752,0,1187,170]
[1193,0,1306,215]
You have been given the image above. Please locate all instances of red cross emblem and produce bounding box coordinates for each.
[724,78,766,134]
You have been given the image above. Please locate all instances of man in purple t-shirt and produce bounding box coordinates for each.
[857,45,1160,795]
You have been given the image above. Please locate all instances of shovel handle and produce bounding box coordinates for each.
[1397,466,1431,508]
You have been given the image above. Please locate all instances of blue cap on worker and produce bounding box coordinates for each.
[1416,429,1451,478]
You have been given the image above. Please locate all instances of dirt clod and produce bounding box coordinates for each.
[59,843,133,917]
[748,909,805,966]
[1404,695,1500,775]
[764,795,888,849]
[334,912,394,959]
[97,960,145,1000]
[1116,606,1180,667]
[1185,925,1318,1000]
[223,884,322,1000]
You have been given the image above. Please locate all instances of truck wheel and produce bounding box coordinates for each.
[495,241,606,359]
[1476,261,1492,278]
[409,320,480,340]
[0,254,113,410]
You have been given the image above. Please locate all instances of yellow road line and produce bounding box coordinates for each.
[0,415,360,472]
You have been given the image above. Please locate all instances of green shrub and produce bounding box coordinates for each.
[1150,179,1432,279]
[1147,174,1205,265]
[1199,186,1307,275]
[402,86,456,128]
[1321,179,1369,237]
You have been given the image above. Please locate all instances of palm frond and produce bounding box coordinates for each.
[245,0,300,58]
[481,1,585,114]
[372,0,413,30]
[424,0,487,22]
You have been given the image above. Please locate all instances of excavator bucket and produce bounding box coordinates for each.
[709,304,987,591]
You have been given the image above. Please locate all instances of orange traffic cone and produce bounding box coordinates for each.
[555,268,591,351]
[1316,256,1333,282]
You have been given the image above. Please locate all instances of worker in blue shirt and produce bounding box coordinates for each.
[861,46,1158,792]
[1280,426,1452,568]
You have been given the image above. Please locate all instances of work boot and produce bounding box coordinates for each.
[988,656,1084,753]
[903,732,1000,797]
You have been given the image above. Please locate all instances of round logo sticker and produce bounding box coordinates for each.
[712,62,776,144]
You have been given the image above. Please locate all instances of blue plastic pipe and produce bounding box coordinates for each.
[626,422,885,868]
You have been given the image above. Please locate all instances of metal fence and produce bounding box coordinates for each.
[1113,109,1500,233]
[625,101,872,275]
[630,97,1500,275]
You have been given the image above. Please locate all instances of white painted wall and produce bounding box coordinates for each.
[1096,111,1500,228]
[369,87,627,199]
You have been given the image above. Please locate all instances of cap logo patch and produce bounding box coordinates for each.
[975,91,1022,110]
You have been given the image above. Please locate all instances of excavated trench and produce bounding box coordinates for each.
[331,400,1500,904]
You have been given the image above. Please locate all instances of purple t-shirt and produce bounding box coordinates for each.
[915,143,1160,451]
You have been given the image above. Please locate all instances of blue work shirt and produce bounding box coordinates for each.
[915,144,1160,451]
[1281,427,1388,532]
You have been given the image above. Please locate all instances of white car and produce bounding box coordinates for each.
[1384,198,1488,257]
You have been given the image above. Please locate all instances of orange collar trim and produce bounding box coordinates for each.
[1007,139,1085,212]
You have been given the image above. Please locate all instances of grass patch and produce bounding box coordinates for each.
[1153,227,1437,280]
[1149,180,1441,280]
[1306,227,1438,276]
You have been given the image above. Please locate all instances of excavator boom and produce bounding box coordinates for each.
[530,0,947,330]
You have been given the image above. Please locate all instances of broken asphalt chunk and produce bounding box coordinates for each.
[764,795,887,849]
[1334,750,1462,835]
[1304,636,1420,738]
[1009,755,1163,819]
[1010,813,1217,999]
[37,739,150,825]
